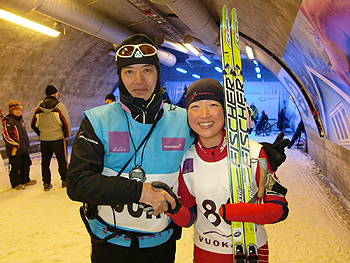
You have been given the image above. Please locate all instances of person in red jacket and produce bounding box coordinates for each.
[169,79,289,263]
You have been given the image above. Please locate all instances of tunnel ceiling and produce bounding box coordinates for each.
[0,0,303,77]
[79,0,303,76]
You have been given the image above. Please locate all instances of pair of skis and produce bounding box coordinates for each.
[220,6,259,263]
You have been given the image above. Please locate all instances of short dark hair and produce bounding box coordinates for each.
[46,85,58,96]
[105,93,116,101]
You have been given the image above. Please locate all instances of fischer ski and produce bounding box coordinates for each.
[220,6,259,263]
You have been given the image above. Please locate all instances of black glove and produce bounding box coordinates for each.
[260,132,290,172]
[151,181,182,215]
[138,181,182,215]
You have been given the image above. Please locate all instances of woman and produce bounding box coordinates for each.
[169,79,289,263]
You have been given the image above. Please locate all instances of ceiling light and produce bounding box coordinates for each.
[176,68,187,74]
[257,74,261,79]
[184,43,201,56]
[200,55,211,64]
[246,45,254,59]
[192,74,201,79]
[255,67,261,74]
[0,9,61,37]
[215,66,222,73]
[253,59,258,65]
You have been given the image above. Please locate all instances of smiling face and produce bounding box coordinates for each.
[120,64,158,100]
[187,99,225,148]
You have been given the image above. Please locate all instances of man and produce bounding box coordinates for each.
[31,85,71,191]
[261,110,268,122]
[105,93,115,105]
[67,34,193,263]
[256,110,269,134]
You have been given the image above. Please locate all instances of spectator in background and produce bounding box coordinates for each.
[2,100,37,190]
[277,108,287,131]
[105,93,116,105]
[256,110,269,133]
[245,99,254,134]
[287,120,305,148]
[175,85,187,109]
[162,86,171,104]
[250,102,259,124]
[31,85,71,191]
[261,110,268,122]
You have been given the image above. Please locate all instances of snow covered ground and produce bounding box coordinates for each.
[1,131,350,262]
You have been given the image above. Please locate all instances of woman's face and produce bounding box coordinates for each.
[187,99,224,148]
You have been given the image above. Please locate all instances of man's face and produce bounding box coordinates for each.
[120,64,158,101]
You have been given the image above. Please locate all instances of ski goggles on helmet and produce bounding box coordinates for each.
[116,44,157,58]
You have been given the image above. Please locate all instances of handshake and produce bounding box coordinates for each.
[138,181,182,216]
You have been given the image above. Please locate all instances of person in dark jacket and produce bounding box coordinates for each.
[277,108,287,131]
[260,110,268,122]
[31,85,71,191]
[287,120,305,148]
[67,34,193,263]
[2,101,37,190]
[256,110,269,133]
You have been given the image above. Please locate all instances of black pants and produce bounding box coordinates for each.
[288,121,305,148]
[8,154,32,188]
[91,237,176,263]
[41,139,67,184]
[256,120,267,132]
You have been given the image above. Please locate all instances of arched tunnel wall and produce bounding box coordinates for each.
[275,68,350,202]
[0,20,118,131]
[278,60,350,203]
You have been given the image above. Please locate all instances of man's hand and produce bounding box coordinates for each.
[139,181,177,216]
[151,181,182,215]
